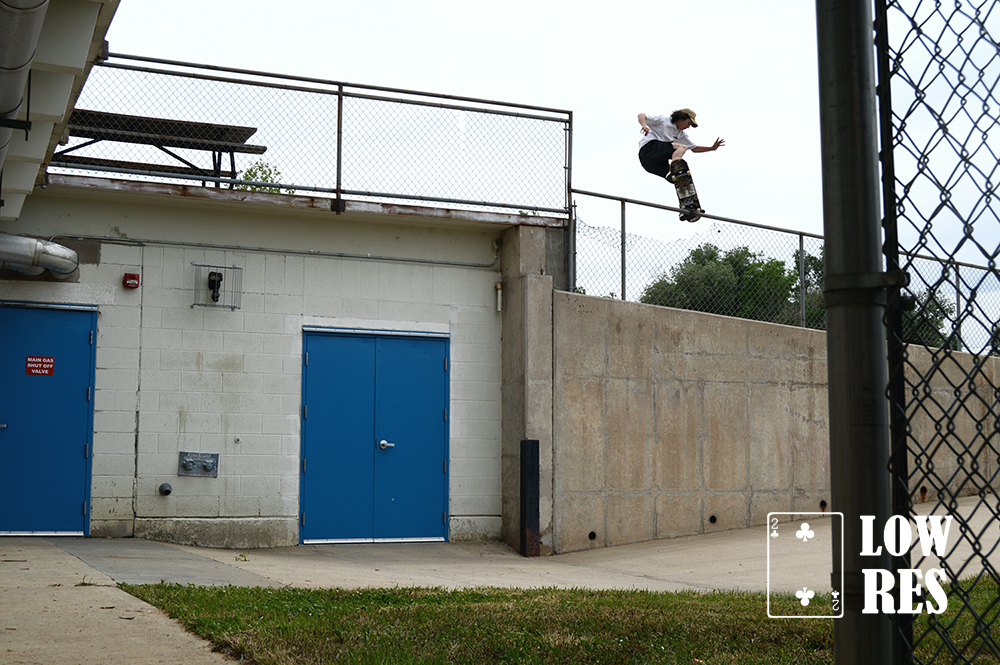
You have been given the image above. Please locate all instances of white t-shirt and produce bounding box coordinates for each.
[638,115,696,150]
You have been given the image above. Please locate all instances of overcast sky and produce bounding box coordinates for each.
[105,0,824,242]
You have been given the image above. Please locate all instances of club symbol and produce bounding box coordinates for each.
[770,529,779,538]
[796,587,815,606]
[796,523,815,542]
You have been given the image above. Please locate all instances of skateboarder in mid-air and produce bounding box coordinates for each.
[637,109,725,221]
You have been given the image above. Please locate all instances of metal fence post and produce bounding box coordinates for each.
[799,233,806,327]
[569,203,577,293]
[335,83,344,214]
[873,1,913,661]
[954,262,962,351]
[817,0,894,662]
[620,199,626,300]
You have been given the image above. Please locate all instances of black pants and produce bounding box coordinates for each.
[638,140,677,178]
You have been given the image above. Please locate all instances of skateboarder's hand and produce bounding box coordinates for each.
[640,125,650,136]
[710,138,725,150]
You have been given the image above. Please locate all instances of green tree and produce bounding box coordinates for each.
[784,246,826,330]
[640,241,959,346]
[901,289,958,349]
[639,243,796,323]
[235,160,287,194]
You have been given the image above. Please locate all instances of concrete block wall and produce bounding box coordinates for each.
[129,246,504,547]
[551,291,831,553]
[131,246,304,547]
[90,241,143,538]
[7,181,506,547]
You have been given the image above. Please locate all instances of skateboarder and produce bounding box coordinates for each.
[637,109,725,180]
[638,109,724,221]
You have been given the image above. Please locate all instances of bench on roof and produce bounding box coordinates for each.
[51,109,267,187]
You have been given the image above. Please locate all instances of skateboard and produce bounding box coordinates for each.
[667,159,703,222]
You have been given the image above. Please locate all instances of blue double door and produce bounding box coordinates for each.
[0,304,96,534]
[300,332,449,542]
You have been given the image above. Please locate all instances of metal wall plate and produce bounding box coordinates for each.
[178,452,219,478]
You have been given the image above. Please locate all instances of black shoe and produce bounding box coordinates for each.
[668,160,689,182]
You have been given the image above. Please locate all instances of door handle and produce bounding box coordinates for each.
[378,439,395,450]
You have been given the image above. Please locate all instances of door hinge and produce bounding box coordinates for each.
[83,502,87,516]
[86,387,91,401]
[84,444,89,458]
[305,352,308,366]
[444,408,448,422]
[443,460,447,474]
[89,331,94,344]
[300,513,305,526]
[303,405,307,418]
[444,358,448,371]
[443,511,447,525]
[302,459,306,473]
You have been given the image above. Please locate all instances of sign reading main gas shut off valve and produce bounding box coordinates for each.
[178,452,220,478]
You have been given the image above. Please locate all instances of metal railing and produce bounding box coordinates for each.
[48,54,572,217]
[571,189,1000,352]
[571,189,826,329]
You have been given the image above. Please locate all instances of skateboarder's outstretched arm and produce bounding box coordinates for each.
[690,138,726,153]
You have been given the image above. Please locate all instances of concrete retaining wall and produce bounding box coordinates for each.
[551,291,831,553]
[902,346,998,502]
[549,291,999,553]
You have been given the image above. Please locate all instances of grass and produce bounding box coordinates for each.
[122,584,833,664]
[120,578,1000,664]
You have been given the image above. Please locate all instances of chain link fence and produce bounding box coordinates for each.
[48,54,571,215]
[573,205,1000,354]
[574,213,827,329]
[878,0,1000,662]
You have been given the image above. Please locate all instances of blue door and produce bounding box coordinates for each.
[0,304,96,534]
[300,331,449,543]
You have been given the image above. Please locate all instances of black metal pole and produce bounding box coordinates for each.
[816,1,894,663]
[519,439,540,557]
[873,0,915,661]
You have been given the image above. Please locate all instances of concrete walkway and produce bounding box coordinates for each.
[0,537,231,665]
[0,520,820,665]
[1,500,978,664]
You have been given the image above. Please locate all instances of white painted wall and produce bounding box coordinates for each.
[2,179,507,545]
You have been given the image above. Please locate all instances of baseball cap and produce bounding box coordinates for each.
[680,108,698,127]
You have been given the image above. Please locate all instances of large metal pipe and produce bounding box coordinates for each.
[0,0,49,170]
[816,0,893,663]
[0,233,78,278]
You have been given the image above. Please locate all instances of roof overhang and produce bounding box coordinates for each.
[0,0,118,221]
[42,173,570,231]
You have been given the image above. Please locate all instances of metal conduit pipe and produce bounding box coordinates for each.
[0,0,49,169]
[0,233,79,278]
[0,1,77,278]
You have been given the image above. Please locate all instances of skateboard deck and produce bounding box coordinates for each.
[667,159,703,222]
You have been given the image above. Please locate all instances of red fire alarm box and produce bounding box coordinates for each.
[123,273,140,289]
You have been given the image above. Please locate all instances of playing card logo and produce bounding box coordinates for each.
[796,523,815,542]
[767,511,845,619]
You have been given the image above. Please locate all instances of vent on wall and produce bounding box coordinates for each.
[191,263,243,311]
